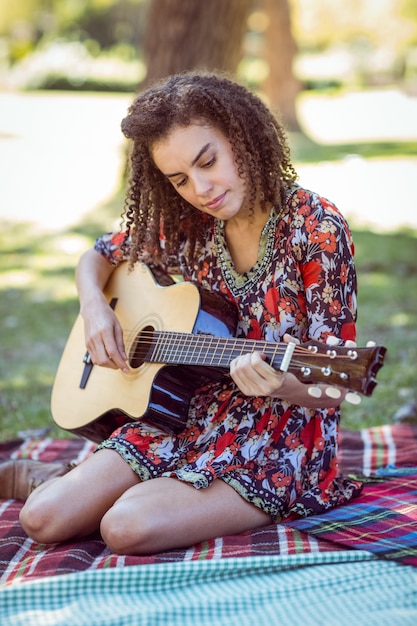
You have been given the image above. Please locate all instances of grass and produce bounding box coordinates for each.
[340,229,417,427]
[291,136,417,163]
[0,224,92,441]
[1,134,416,442]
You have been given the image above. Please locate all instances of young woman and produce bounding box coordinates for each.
[19,72,362,554]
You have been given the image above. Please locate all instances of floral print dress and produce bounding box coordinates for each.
[95,186,362,521]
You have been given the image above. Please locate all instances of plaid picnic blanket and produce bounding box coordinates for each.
[285,473,417,567]
[2,552,417,626]
[1,424,417,585]
[0,500,341,584]
[338,422,417,475]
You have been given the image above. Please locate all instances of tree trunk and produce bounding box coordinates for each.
[261,0,300,131]
[143,0,251,86]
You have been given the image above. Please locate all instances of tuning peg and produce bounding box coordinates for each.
[326,336,340,346]
[308,386,322,398]
[345,392,361,405]
[325,387,342,399]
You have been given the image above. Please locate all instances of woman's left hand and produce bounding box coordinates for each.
[230,349,287,398]
[230,334,357,408]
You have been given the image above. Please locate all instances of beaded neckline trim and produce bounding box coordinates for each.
[214,208,278,297]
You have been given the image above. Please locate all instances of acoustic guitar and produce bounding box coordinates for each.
[51,262,386,443]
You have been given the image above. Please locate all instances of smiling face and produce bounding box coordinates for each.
[151,123,248,221]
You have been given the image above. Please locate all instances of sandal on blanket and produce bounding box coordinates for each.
[0,459,75,500]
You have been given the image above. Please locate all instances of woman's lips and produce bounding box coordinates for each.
[205,192,227,211]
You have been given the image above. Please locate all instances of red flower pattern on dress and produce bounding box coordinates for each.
[215,431,236,454]
[278,296,295,315]
[218,389,232,402]
[272,472,292,487]
[198,262,210,282]
[219,280,230,295]
[305,215,319,233]
[252,397,264,410]
[285,433,301,449]
[340,263,348,284]
[316,230,337,253]
[301,260,322,289]
[264,287,278,316]
[329,300,342,316]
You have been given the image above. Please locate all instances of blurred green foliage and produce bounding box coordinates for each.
[1,0,417,92]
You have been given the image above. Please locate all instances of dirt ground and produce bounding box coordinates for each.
[0,88,416,234]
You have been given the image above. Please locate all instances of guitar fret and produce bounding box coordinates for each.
[152,333,166,363]
[200,335,211,366]
[186,332,201,365]
[173,334,185,363]
[216,336,229,367]
[179,333,196,363]
[267,343,285,370]
[231,338,253,362]
[207,336,218,364]
[170,332,184,364]
[195,334,212,365]
[167,332,184,364]
[219,337,237,365]
[213,336,226,366]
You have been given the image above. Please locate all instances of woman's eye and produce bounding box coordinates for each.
[203,156,216,168]
[175,178,187,188]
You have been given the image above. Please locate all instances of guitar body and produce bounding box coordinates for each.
[51,263,237,442]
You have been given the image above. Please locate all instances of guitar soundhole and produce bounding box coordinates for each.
[129,325,155,369]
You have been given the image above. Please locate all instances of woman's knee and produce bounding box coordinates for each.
[100,500,153,555]
[19,491,63,544]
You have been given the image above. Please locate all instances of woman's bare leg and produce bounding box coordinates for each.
[100,476,272,555]
[20,450,272,554]
[19,449,140,544]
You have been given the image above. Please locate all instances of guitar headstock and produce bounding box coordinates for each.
[289,340,387,397]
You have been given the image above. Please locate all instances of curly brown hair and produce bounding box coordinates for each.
[120,71,298,266]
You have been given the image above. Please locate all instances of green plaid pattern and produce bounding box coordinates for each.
[1,552,417,626]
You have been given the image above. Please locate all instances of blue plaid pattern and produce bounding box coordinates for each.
[286,474,417,566]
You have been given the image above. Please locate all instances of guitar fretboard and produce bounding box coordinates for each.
[136,331,288,369]
[144,331,288,369]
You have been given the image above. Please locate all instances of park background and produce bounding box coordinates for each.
[0,0,416,441]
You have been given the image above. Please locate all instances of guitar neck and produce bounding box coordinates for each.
[146,331,286,370]
[133,330,386,397]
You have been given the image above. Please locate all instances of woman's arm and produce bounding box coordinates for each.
[75,248,129,373]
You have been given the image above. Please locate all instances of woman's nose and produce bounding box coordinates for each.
[192,173,213,197]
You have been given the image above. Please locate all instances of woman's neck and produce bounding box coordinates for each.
[223,206,272,273]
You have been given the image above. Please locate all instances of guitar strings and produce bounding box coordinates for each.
[118,328,358,374]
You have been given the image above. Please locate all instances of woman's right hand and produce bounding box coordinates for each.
[82,297,129,373]
[76,248,130,373]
